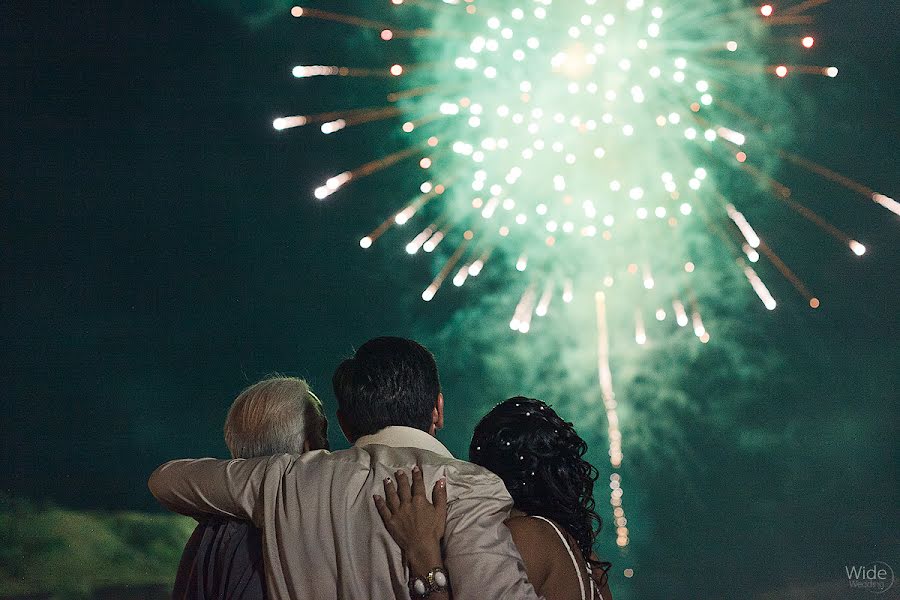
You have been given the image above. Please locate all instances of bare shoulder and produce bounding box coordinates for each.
[505,514,560,544]
[503,516,562,586]
[506,516,594,600]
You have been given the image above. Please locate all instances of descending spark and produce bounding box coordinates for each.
[595,293,622,468]
[757,240,819,307]
[291,65,404,78]
[314,171,351,200]
[273,116,307,130]
[515,253,528,272]
[291,6,391,30]
[467,251,488,276]
[741,260,777,310]
[780,151,900,217]
[872,194,900,217]
[314,145,424,200]
[422,240,468,301]
[562,279,574,304]
[739,162,868,256]
[452,263,470,287]
[275,106,400,131]
[742,243,760,262]
[535,281,554,317]
[716,126,747,146]
[673,299,689,327]
[634,310,647,346]
[422,229,446,253]
[725,203,761,248]
[510,285,537,333]
[595,292,629,548]
[691,303,710,343]
[781,0,832,16]
[406,225,435,254]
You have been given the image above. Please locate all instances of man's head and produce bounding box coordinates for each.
[332,337,443,443]
[224,376,329,458]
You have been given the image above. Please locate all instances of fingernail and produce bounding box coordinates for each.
[412,465,420,473]
[374,494,382,501]
[384,477,391,484]
[395,470,402,477]
[439,478,446,487]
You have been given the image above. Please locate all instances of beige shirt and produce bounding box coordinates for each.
[149,426,545,600]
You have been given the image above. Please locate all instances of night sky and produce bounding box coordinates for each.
[1,1,897,599]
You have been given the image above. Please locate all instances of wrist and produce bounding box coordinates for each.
[406,542,443,578]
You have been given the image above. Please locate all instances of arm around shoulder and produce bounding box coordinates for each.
[148,455,289,522]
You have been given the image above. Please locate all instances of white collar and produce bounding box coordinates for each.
[355,426,454,459]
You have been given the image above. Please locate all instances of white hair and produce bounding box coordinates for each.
[224,376,327,458]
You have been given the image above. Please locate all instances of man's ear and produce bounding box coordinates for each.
[337,409,355,444]
[430,392,445,436]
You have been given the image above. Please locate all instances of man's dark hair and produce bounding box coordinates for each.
[332,337,441,440]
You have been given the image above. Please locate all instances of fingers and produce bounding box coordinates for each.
[385,466,445,513]
[373,494,392,525]
[410,463,426,498]
[395,470,412,503]
[432,477,448,521]
[383,476,400,513]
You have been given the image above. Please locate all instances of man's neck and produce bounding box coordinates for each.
[354,426,453,458]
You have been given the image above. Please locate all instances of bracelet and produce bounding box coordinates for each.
[409,566,449,598]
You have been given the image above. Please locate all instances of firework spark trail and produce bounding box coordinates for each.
[595,292,629,547]
[756,240,818,307]
[422,239,470,300]
[780,150,900,217]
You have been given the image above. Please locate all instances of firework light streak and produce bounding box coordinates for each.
[595,292,629,547]
[779,150,900,217]
[741,260,777,310]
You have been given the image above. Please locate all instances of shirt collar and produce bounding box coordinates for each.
[355,426,454,459]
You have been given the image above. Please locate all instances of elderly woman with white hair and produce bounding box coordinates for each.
[170,376,329,600]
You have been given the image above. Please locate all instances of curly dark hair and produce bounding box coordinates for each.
[469,397,611,585]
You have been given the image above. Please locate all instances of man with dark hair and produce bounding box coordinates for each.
[332,337,442,439]
[150,337,545,600]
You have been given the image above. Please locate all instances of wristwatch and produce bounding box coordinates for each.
[409,566,449,598]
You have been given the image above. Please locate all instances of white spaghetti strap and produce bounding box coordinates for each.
[531,515,588,600]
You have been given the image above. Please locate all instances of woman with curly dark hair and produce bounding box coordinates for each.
[374,397,612,600]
